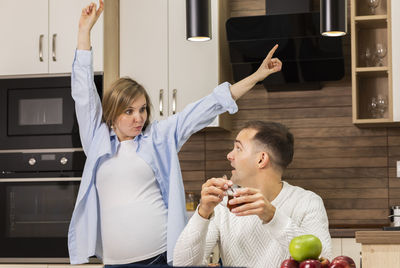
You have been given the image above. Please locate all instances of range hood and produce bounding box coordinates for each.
[226,0,345,91]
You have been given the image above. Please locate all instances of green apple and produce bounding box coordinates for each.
[289,234,322,262]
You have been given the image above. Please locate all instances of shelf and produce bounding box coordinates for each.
[351,0,397,125]
[355,73,389,120]
[355,0,388,17]
[356,27,388,68]
[354,121,400,127]
[355,66,389,76]
[354,118,391,124]
[354,15,388,28]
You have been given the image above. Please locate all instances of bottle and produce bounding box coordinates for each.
[186,192,196,211]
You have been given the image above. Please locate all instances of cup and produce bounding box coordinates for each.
[226,184,241,211]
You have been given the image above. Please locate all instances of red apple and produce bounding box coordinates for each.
[280,257,299,268]
[319,257,330,268]
[299,259,322,268]
[329,256,356,268]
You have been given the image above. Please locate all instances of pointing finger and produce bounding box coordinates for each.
[265,44,279,62]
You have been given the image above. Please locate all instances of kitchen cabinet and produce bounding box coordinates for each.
[331,238,361,267]
[120,0,232,128]
[351,0,400,125]
[0,0,103,76]
[331,238,342,258]
[356,230,400,268]
[48,0,103,73]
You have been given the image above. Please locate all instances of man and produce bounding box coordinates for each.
[173,121,332,268]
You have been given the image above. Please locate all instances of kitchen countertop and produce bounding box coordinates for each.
[356,230,400,244]
[329,227,382,238]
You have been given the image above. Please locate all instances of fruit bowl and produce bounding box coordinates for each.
[280,235,356,268]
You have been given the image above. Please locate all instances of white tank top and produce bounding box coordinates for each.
[96,139,167,265]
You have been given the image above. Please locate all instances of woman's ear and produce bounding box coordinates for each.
[257,152,270,169]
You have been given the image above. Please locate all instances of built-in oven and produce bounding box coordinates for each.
[0,75,102,262]
[0,75,102,150]
[0,149,85,263]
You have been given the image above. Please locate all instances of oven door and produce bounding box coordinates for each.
[0,177,80,260]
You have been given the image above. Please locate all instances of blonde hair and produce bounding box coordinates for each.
[102,77,152,130]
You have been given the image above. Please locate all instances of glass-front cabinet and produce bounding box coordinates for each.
[351,0,400,125]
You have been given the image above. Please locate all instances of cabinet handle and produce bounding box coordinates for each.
[159,89,164,116]
[39,34,44,62]
[172,89,177,114]
[52,34,57,61]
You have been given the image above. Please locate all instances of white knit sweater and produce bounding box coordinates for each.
[173,181,332,268]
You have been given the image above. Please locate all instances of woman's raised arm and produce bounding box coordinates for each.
[229,44,282,101]
[77,0,104,50]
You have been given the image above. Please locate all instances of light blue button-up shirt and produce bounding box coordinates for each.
[67,50,238,264]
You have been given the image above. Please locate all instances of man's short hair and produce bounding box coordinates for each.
[243,121,294,171]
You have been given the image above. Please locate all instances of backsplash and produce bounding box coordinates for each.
[178,0,400,228]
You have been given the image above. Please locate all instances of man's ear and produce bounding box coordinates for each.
[257,152,270,168]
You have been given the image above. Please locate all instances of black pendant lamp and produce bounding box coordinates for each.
[321,0,347,37]
[186,0,211,41]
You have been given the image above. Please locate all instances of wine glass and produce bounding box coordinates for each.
[376,94,387,118]
[375,43,387,66]
[361,47,373,67]
[368,97,379,118]
[366,0,380,15]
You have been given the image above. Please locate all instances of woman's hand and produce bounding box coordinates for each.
[253,44,282,82]
[79,0,104,33]
[229,44,282,101]
[78,0,104,50]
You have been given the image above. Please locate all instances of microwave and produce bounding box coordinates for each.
[0,75,103,150]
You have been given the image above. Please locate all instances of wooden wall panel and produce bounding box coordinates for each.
[177,0,400,228]
[179,133,205,195]
[388,129,400,208]
[230,0,265,17]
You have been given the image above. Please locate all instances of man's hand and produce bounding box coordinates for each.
[228,187,276,223]
[198,177,233,219]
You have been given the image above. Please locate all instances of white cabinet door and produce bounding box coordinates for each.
[331,238,361,267]
[0,0,49,75]
[341,238,361,268]
[331,238,342,259]
[120,0,168,122]
[168,0,219,114]
[120,0,229,128]
[0,0,103,77]
[49,0,104,73]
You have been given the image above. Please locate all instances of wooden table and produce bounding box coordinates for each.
[355,231,400,268]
